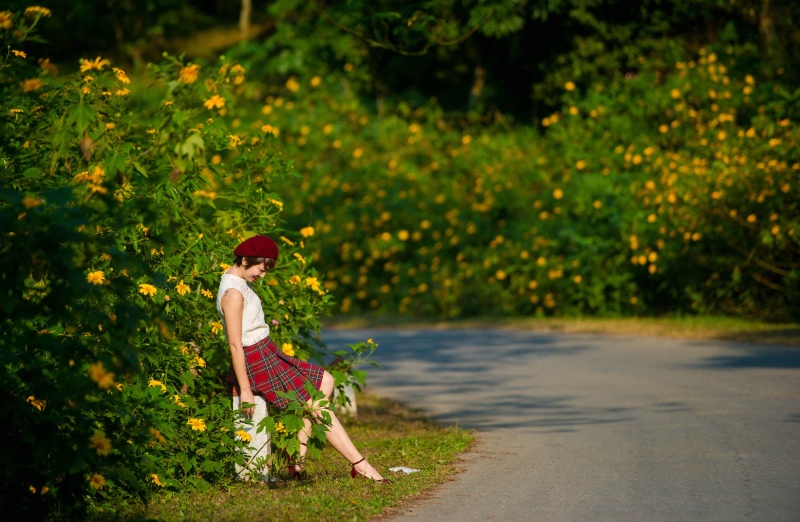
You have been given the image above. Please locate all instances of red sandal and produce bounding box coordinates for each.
[350,457,391,484]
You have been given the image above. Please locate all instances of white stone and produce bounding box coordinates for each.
[333,382,358,418]
[232,394,271,482]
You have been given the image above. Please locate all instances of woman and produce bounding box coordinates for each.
[217,235,389,482]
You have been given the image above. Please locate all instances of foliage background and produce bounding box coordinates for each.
[1,0,799,518]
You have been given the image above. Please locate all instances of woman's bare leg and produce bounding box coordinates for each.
[308,371,386,480]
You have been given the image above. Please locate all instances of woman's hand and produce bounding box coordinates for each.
[239,388,256,419]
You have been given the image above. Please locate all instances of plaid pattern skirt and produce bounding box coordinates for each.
[228,336,324,409]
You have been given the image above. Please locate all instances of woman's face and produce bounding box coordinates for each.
[242,261,269,282]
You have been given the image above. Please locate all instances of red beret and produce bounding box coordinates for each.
[234,235,279,259]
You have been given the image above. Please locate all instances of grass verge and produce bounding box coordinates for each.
[323,315,800,346]
[89,394,473,522]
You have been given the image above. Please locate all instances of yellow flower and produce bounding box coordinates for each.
[149,427,167,444]
[87,270,105,285]
[9,108,23,115]
[670,88,681,99]
[114,88,130,97]
[300,226,315,237]
[575,160,586,170]
[220,262,232,273]
[201,289,213,298]
[41,486,49,495]
[553,188,564,199]
[89,433,112,456]
[293,253,306,265]
[112,67,130,84]
[281,343,295,357]
[173,394,187,407]
[22,196,41,208]
[88,473,106,490]
[187,418,207,432]
[289,275,301,285]
[88,362,116,389]
[151,474,166,487]
[203,95,225,110]
[149,379,167,393]
[12,50,26,58]
[236,429,252,443]
[0,11,13,29]
[210,321,223,335]
[769,138,782,147]
[80,56,110,73]
[275,422,286,433]
[267,198,284,210]
[21,78,43,92]
[138,283,157,296]
[25,6,52,17]
[228,134,243,148]
[285,76,300,92]
[179,64,200,84]
[564,81,576,91]
[38,57,58,75]
[175,280,191,296]
[305,277,324,295]
[195,355,206,368]
[573,275,583,284]
[27,395,46,411]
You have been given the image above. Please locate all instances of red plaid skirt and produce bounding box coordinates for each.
[228,336,324,409]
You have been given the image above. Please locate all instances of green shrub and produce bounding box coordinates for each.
[0,8,363,518]
[231,45,798,321]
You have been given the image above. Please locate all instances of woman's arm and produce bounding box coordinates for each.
[220,288,256,418]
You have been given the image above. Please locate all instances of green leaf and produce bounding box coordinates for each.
[176,133,205,159]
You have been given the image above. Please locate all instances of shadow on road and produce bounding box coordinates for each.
[686,340,800,369]
[323,328,636,431]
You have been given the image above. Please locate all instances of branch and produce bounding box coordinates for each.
[751,271,784,291]
[312,1,488,56]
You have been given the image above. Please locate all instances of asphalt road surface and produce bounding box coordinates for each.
[322,327,800,522]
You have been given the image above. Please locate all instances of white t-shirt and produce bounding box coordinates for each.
[216,273,270,346]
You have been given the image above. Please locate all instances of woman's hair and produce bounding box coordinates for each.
[234,256,277,269]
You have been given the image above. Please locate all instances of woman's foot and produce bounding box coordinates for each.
[350,457,391,483]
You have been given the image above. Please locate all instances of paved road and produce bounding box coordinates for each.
[322,327,800,522]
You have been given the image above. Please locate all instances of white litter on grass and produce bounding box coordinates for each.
[388,466,421,474]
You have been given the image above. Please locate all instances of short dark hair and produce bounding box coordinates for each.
[234,256,277,269]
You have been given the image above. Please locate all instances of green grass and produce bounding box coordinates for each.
[89,394,473,522]
[324,315,800,346]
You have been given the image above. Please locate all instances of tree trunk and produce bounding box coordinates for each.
[759,0,776,57]
[240,0,252,40]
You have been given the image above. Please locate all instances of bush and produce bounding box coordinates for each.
[231,45,798,321]
[0,8,359,518]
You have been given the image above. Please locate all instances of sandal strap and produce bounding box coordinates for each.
[351,457,366,466]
